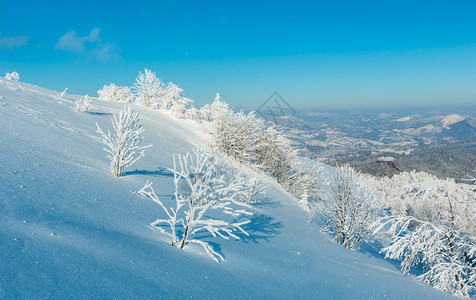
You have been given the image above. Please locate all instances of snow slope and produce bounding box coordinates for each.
[442,114,466,128]
[0,78,454,299]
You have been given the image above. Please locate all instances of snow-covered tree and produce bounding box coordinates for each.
[199,93,229,122]
[285,159,327,214]
[203,96,235,155]
[98,84,134,103]
[137,148,253,262]
[133,68,165,108]
[321,165,381,249]
[253,126,278,167]
[131,70,197,118]
[96,105,152,177]
[227,111,266,163]
[183,106,199,120]
[5,71,20,81]
[264,133,296,184]
[162,82,183,110]
[199,92,325,214]
[201,94,296,184]
[365,170,476,296]
[372,215,476,297]
[362,171,476,237]
[170,96,194,118]
[74,95,92,112]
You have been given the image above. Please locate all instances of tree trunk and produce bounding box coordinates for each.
[179,225,189,249]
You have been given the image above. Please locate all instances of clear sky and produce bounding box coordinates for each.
[1,0,475,110]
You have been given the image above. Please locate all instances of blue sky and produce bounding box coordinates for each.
[1,0,475,110]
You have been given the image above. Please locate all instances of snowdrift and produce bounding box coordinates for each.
[0,78,453,298]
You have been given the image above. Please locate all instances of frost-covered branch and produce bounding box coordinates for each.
[56,88,68,99]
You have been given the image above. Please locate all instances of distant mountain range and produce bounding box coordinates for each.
[270,107,476,181]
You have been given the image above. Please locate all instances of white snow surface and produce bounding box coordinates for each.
[395,116,412,122]
[441,114,466,127]
[0,78,454,299]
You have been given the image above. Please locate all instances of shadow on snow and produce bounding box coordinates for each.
[87,111,113,116]
[124,167,174,178]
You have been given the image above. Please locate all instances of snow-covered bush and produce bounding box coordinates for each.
[98,84,134,103]
[74,95,92,112]
[321,165,381,249]
[133,68,165,108]
[5,71,20,81]
[137,147,253,262]
[372,215,476,297]
[96,105,152,177]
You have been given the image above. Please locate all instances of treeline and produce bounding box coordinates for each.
[333,148,476,183]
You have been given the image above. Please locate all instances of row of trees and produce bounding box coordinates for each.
[200,93,326,212]
[197,91,476,295]
[98,69,197,119]
[95,87,377,254]
[364,171,476,297]
[198,93,384,253]
[94,71,475,296]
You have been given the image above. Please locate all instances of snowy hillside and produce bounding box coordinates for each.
[0,78,454,298]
